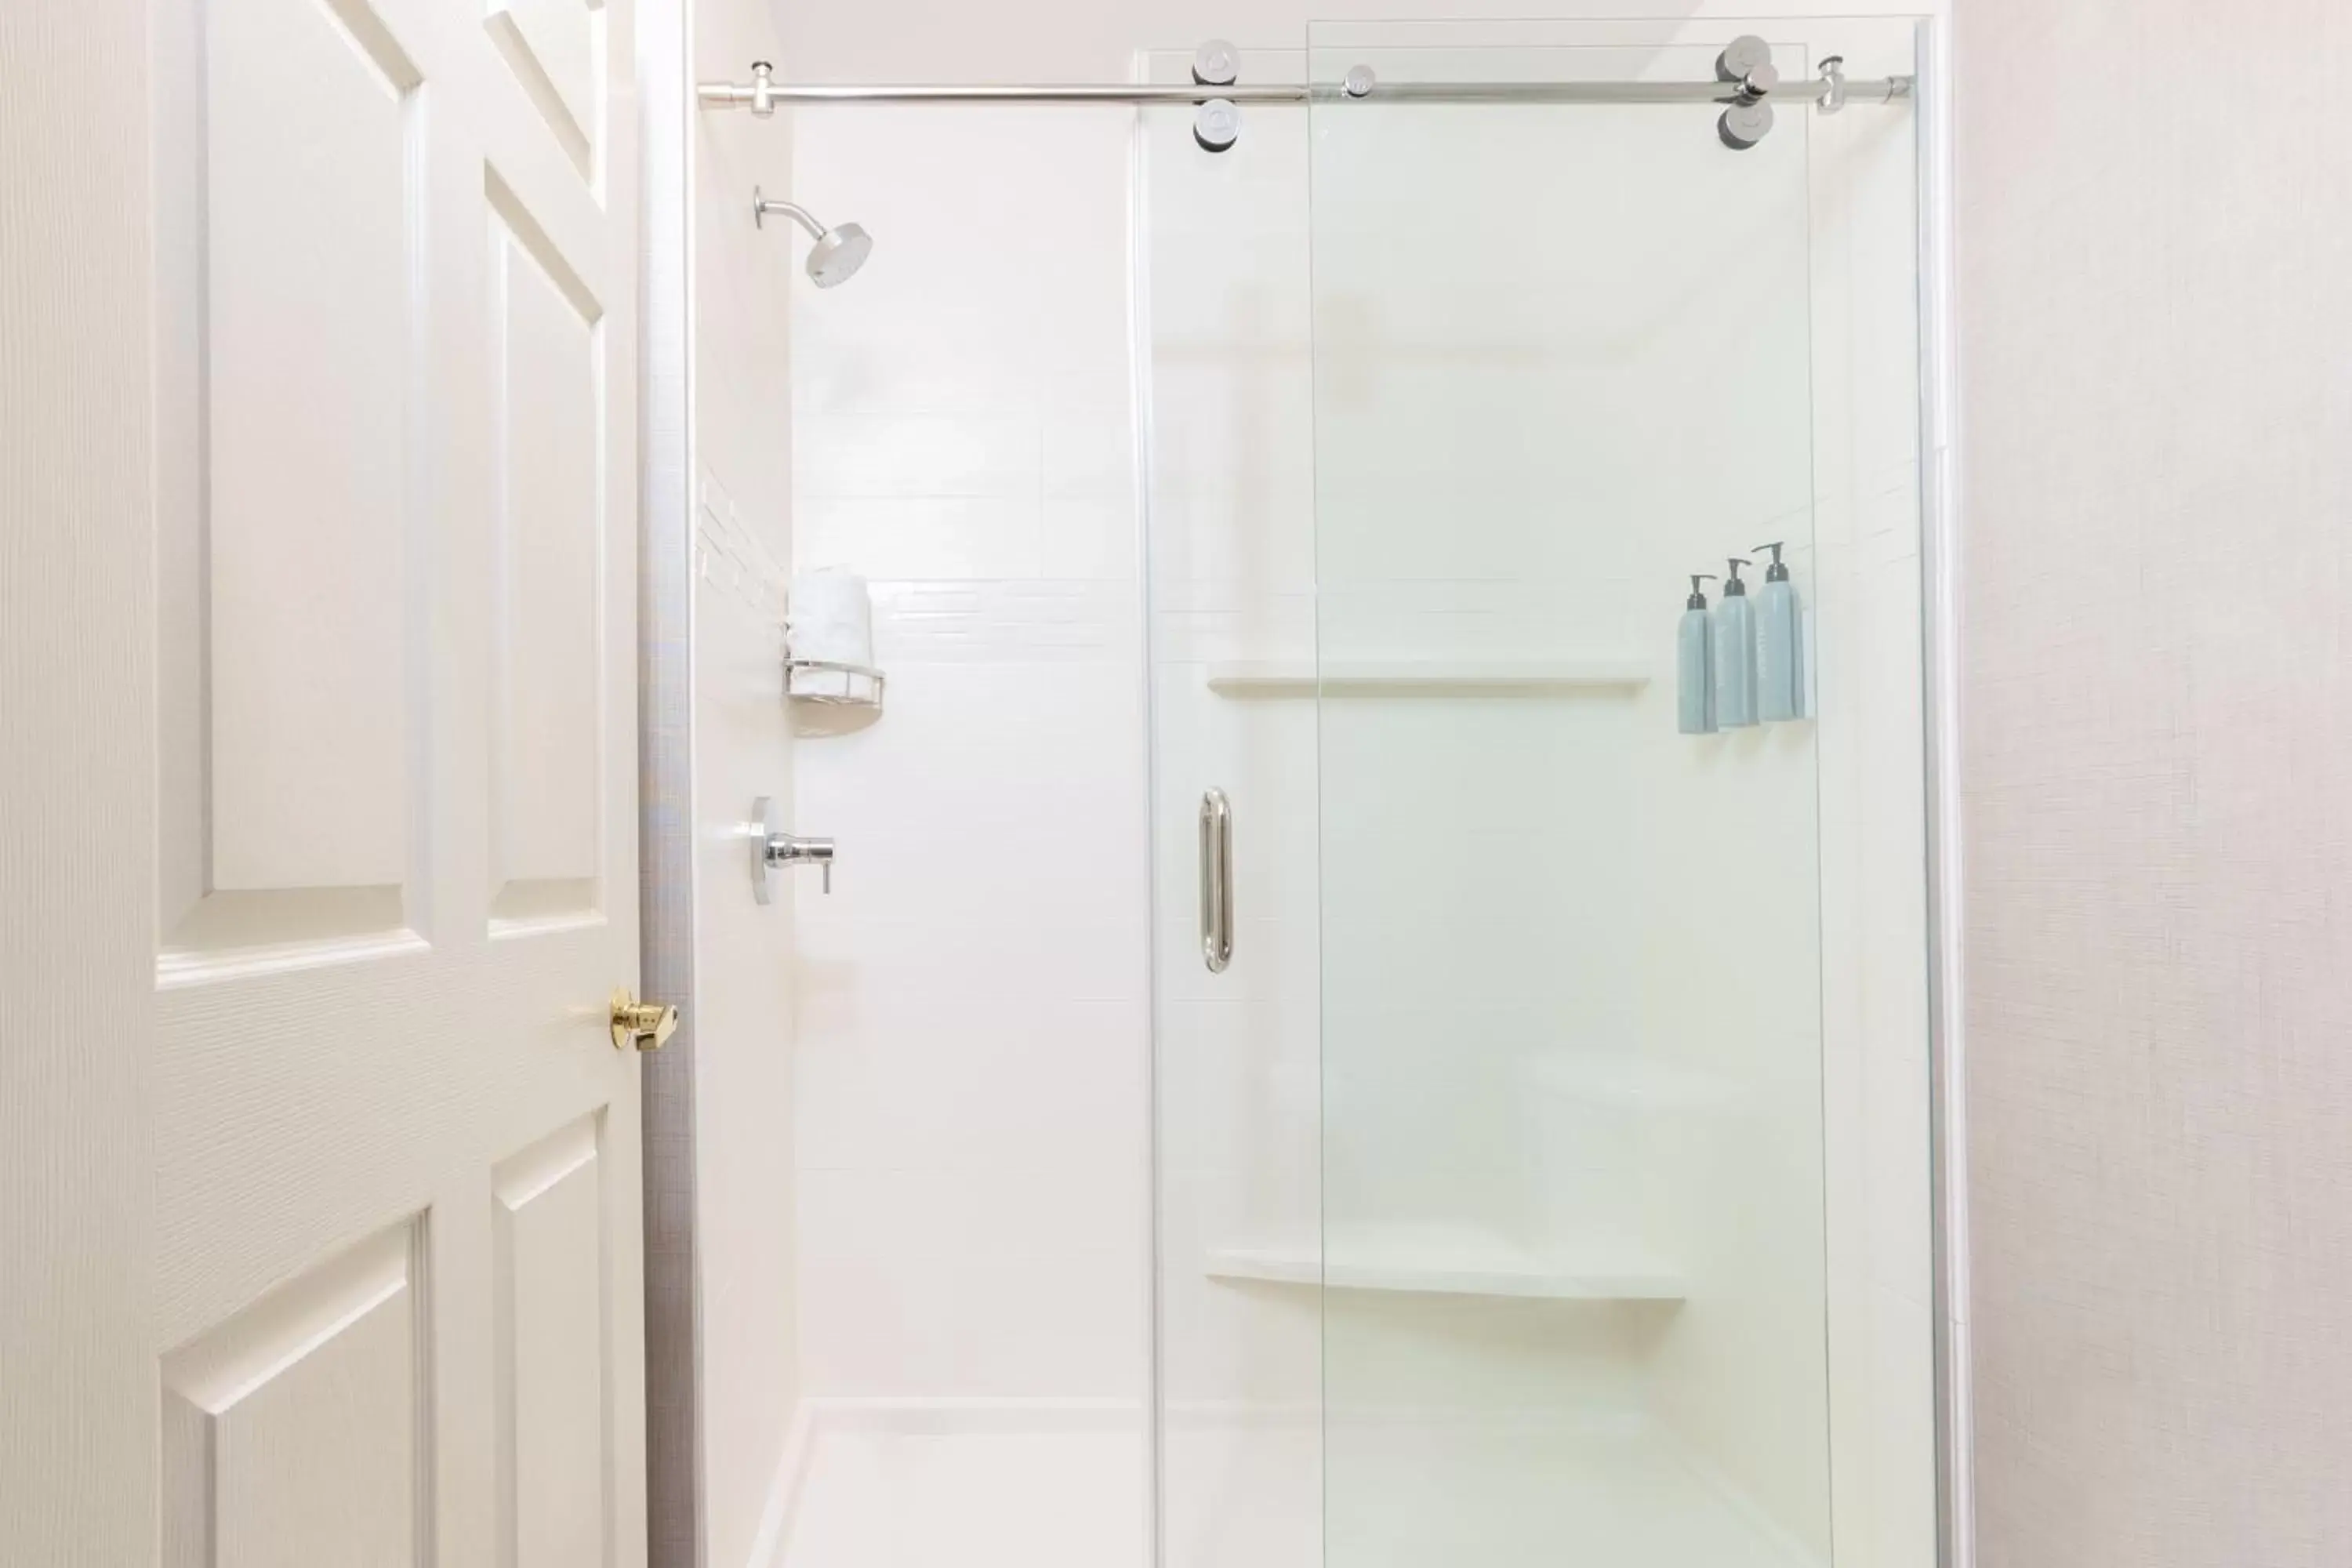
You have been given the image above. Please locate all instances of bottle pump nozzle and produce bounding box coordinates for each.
[1753,541,1789,582]
[1723,557,1751,596]
[1686,572,1718,610]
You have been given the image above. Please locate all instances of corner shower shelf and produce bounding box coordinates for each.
[784,655,887,711]
[1203,1224,1684,1302]
[1204,660,1653,699]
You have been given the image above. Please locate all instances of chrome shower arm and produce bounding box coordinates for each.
[752,191,827,240]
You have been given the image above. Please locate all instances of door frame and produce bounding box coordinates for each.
[636,2,706,1566]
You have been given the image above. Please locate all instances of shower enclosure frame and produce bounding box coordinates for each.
[637,12,1970,1568]
[1915,18,1972,1568]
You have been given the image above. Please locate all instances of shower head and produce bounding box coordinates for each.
[752,187,873,287]
[804,222,873,288]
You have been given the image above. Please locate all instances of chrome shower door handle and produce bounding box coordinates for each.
[1200,788,1234,974]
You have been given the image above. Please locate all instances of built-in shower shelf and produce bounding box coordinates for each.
[1522,1053,1734,1110]
[1204,660,1652,698]
[1203,1225,1684,1302]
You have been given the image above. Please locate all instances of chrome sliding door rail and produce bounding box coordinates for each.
[697,64,1913,113]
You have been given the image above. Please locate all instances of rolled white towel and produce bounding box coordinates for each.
[786,568,879,702]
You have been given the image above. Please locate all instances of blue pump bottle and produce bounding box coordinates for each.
[1713,557,1758,728]
[1678,573,1718,735]
[1752,541,1803,722]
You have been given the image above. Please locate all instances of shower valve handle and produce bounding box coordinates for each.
[750,796,836,900]
[767,833,835,895]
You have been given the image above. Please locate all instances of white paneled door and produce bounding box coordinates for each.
[145,0,645,1560]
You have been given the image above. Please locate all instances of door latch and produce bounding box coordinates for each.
[609,989,680,1052]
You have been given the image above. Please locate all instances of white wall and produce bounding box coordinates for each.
[690,2,805,1563]
[1958,5,2352,1565]
[785,108,1155,1406]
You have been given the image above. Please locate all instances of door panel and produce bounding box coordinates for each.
[156,0,428,958]
[205,0,419,901]
[488,170,605,920]
[147,0,644,1558]
[162,1222,426,1568]
[494,1114,612,1568]
[484,0,606,179]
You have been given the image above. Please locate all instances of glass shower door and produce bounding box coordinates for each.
[1308,24,1832,1568]
[1139,47,1327,1568]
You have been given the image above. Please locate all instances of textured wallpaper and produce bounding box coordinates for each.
[1958,2,2352,1563]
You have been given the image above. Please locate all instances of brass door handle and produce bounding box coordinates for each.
[610,989,680,1052]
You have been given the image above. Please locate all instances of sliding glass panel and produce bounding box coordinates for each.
[1140,47,1326,1568]
[1143,20,1930,1568]
[1309,24,1831,1568]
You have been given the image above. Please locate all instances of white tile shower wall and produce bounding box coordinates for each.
[692,1,805,1559]
[691,493,802,1568]
[786,109,1152,1404]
